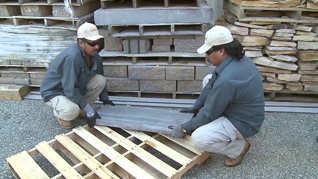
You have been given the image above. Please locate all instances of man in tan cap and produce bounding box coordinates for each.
[40,22,114,129]
[170,25,265,167]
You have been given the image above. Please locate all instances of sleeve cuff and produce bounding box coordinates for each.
[182,121,195,133]
[79,99,88,110]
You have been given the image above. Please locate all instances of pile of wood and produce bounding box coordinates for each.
[222,0,318,97]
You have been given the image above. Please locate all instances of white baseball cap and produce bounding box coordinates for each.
[77,22,104,41]
[197,25,234,54]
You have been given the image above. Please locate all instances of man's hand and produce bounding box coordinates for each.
[169,125,186,138]
[180,106,199,114]
[103,99,115,106]
[86,110,101,128]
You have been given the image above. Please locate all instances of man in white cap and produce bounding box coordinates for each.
[170,25,265,167]
[40,22,115,129]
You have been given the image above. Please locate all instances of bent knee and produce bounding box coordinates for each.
[58,103,80,121]
[94,74,107,87]
[191,129,213,149]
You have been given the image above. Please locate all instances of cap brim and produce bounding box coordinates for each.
[85,35,104,41]
[197,44,212,54]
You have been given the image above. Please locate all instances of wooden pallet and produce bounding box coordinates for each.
[99,51,207,66]
[7,125,211,179]
[0,0,94,5]
[0,13,94,29]
[229,0,300,8]
[224,0,318,24]
[264,90,318,103]
[101,0,201,9]
[107,23,208,37]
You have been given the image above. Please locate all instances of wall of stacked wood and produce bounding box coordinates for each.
[220,0,318,102]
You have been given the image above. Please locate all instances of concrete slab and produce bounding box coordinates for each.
[95,105,193,134]
[94,5,213,26]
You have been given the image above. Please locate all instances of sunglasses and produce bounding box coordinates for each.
[83,39,101,47]
[206,48,216,55]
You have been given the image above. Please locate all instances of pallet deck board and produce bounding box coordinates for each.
[35,142,84,179]
[7,151,50,179]
[124,129,192,165]
[55,133,119,179]
[7,125,210,179]
[95,126,178,177]
[73,126,156,179]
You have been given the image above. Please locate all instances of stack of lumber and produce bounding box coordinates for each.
[222,0,318,101]
[94,0,216,98]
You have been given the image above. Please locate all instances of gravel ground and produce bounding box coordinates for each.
[0,99,317,179]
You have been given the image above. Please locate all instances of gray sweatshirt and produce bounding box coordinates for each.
[182,55,265,138]
[40,43,109,109]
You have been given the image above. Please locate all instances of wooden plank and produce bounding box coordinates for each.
[161,135,202,155]
[73,127,156,179]
[55,134,117,179]
[124,129,192,165]
[170,152,211,179]
[0,84,29,100]
[6,151,50,179]
[95,126,178,177]
[35,142,84,179]
[307,1,318,10]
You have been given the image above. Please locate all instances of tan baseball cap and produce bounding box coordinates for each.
[77,22,104,41]
[197,25,233,54]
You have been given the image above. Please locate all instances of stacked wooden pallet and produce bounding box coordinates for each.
[95,0,215,99]
[229,0,300,7]
[0,0,102,98]
[0,0,99,28]
[222,0,318,102]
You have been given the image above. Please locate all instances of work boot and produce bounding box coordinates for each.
[224,139,250,167]
[57,118,73,129]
